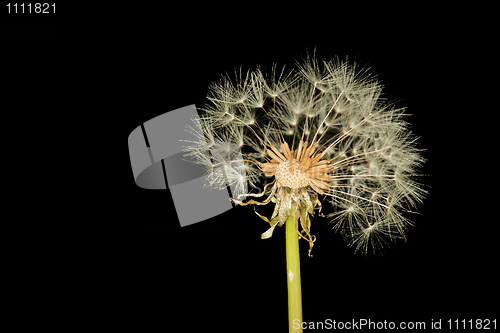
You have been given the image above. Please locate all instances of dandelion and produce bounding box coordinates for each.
[183,51,426,331]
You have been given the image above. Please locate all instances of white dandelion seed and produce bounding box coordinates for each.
[184,53,427,255]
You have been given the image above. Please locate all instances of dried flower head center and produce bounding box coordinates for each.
[275,159,309,189]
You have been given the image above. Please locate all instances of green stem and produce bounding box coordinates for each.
[286,203,303,332]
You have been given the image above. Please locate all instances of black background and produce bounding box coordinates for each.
[2,5,496,331]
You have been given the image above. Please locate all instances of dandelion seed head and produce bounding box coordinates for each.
[185,51,427,255]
